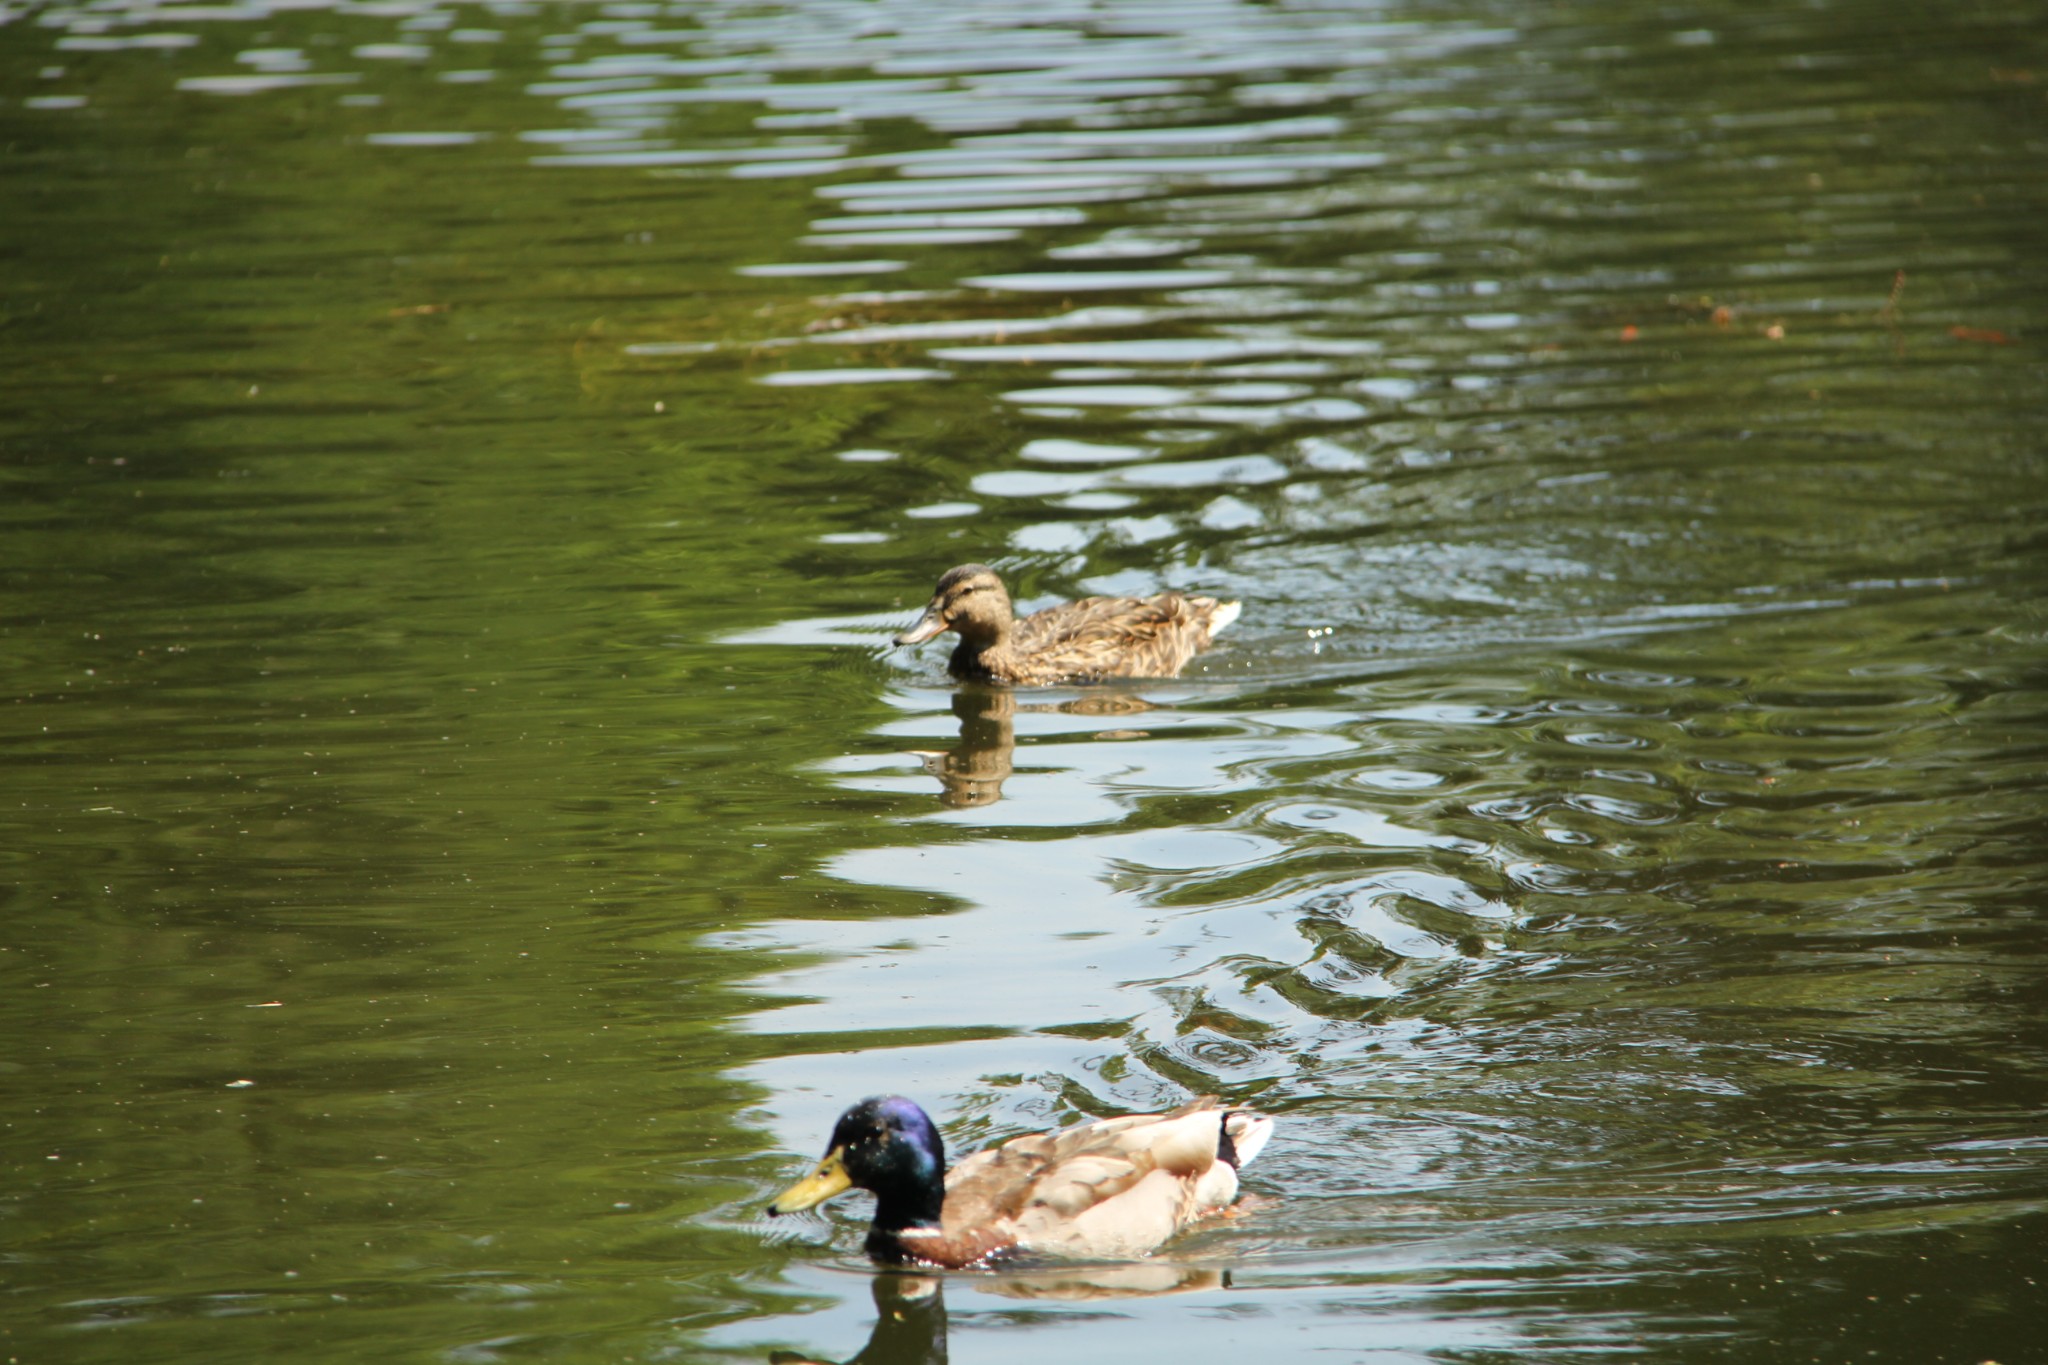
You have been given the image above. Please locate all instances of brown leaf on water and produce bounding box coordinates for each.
[388,303,449,317]
[1950,325,2015,345]
[1710,305,1733,328]
[1619,324,1639,342]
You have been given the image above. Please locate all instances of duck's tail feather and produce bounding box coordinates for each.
[1217,1109,1274,1170]
[1205,600,1242,638]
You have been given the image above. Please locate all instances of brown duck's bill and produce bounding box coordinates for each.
[767,1147,852,1215]
[893,608,948,647]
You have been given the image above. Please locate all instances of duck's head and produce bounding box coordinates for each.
[893,564,1014,648]
[767,1096,947,1229]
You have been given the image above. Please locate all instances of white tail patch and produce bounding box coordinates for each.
[1207,600,1242,636]
[1222,1110,1274,1169]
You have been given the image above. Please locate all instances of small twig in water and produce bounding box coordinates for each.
[1879,269,1907,357]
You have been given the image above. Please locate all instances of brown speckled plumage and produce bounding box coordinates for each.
[893,564,1240,685]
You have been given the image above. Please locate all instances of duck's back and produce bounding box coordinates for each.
[1002,591,1236,683]
[936,1100,1261,1261]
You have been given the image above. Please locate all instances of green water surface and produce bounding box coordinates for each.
[4,1,2046,1362]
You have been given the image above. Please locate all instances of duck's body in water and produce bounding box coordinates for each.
[767,1095,1274,1268]
[893,564,1240,685]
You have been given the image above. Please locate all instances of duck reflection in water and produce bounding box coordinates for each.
[770,1273,946,1365]
[909,686,1156,809]
[768,1265,1228,1365]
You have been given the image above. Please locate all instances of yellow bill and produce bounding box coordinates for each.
[767,1147,853,1215]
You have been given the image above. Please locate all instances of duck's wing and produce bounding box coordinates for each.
[1013,595,1183,651]
[941,1099,1264,1259]
[1012,594,1232,680]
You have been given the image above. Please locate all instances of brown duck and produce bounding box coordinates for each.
[765,1095,1275,1268]
[893,563,1241,684]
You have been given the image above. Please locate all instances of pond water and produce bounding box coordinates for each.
[4,1,2046,1361]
